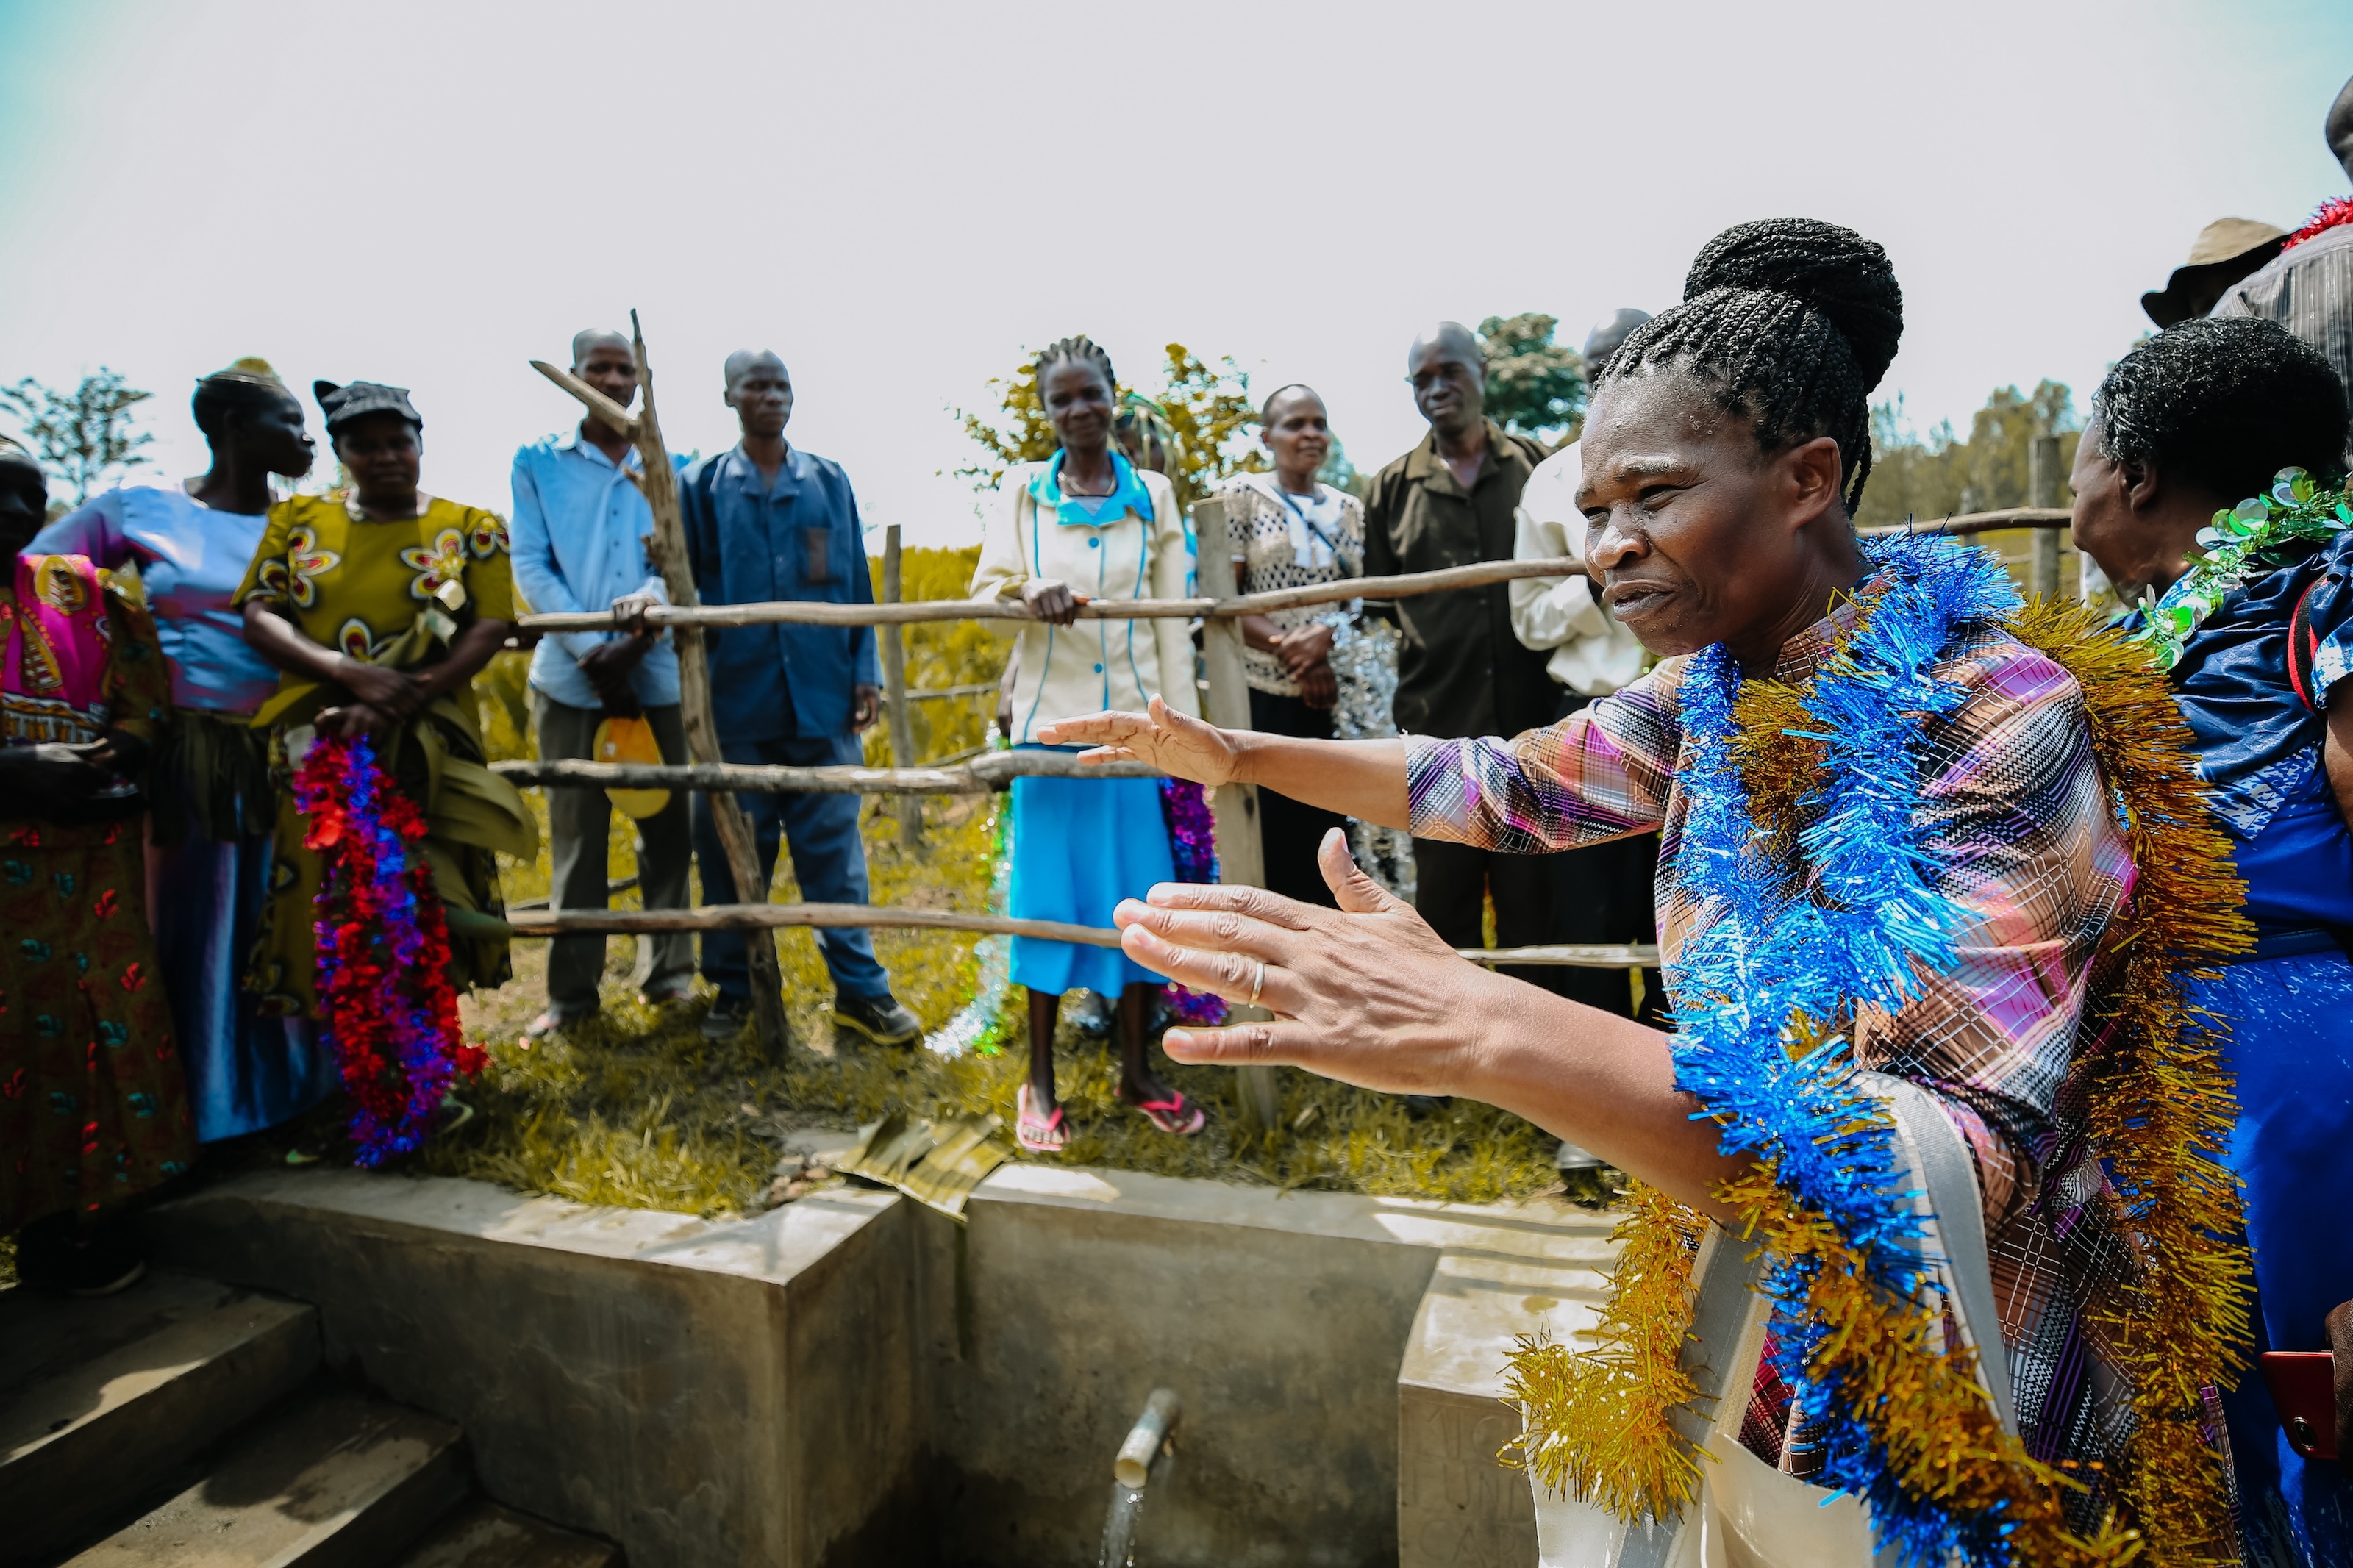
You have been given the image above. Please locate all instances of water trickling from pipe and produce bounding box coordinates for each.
[1098,1482,1146,1568]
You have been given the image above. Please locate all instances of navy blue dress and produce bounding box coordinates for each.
[2155,532,2353,1567]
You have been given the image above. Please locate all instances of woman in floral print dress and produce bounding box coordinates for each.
[1,437,191,1295]
[235,381,536,1025]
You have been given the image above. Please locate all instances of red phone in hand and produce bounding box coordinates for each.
[2262,1352,2339,1461]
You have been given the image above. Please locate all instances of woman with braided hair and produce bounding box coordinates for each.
[970,335,1207,1151]
[2070,314,2353,1567]
[33,359,339,1145]
[1046,220,2254,1561]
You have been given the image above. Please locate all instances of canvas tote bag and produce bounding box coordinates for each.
[1530,1075,2016,1567]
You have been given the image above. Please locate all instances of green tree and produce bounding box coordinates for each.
[1478,313,1587,445]
[1854,381,2081,528]
[0,368,154,506]
[1146,344,1263,507]
[954,341,1265,509]
[1317,434,1368,501]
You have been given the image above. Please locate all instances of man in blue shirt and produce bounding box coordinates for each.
[510,328,695,1038]
[680,349,921,1045]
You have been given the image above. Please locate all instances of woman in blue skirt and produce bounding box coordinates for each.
[2071,314,2353,1567]
[971,335,1207,1151]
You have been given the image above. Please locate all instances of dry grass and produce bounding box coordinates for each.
[426,784,1590,1217]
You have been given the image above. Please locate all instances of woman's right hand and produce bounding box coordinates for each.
[336,655,425,718]
[1036,695,1245,787]
[1021,578,1084,626]
[315,701,395,739]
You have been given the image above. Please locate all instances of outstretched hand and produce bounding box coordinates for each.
[1036,694,1246,788]
[1111,828,1504,1096]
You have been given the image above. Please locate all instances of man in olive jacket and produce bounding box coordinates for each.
[1363,321,1558,981]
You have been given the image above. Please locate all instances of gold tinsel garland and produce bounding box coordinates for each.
[1505,602,2252,1564]
[1503,1184,1708,1520]
[2013,598,2254,1564]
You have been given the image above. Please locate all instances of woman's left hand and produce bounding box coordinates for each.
[1274,622,1335,676]
[1113,828,1504,1096]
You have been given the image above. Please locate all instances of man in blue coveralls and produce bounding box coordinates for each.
[679,349,922,1045]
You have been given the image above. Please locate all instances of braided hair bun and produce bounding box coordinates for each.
[1599,218,1904,512]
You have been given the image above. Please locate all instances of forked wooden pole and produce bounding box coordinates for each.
[536,317,792,1056]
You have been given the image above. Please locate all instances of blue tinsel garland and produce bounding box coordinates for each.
[1669,532,2027,1564]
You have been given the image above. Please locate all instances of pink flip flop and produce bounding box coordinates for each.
[1130,1090,1207,1137]
[1016,1083,1068,1153]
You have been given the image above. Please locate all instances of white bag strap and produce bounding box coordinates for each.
[1535,1077,2009,1567]
[1865,1070,2015,1435]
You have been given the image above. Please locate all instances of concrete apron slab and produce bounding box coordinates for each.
[146,1164,1616,1568]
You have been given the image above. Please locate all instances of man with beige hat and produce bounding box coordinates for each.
[2141,216,2289,328]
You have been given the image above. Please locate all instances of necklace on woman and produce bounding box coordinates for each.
[1059,457,1116,498]
[2135,466,2353,670]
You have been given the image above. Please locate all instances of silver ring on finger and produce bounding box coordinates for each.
[1249,958,1265,1006]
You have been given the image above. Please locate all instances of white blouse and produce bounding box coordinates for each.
[969,460,1201,742]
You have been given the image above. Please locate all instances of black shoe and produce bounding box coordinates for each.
[701,995,753,1041]
[16,1211,146,1297]
[834,992,922,1046]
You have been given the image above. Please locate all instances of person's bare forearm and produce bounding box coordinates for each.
[418,619,511,701]
[1229,733,1412,828]
[1454,972,1741,1213]
[1240,612,1285,654]
[241,598,346,684]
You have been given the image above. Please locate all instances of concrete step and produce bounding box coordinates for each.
[62,1386,466,1567]
[1,1272,319,1561]
[390,1500,621,1568]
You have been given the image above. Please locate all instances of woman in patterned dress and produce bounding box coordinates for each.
[235,381,536,1029]
[1213,384,1367,907]
[1,437,191,1295]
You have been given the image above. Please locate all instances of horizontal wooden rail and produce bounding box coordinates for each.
[1859,507,2071,538]
[886,681,1001,705]
[502,901,1662,969]
[1460,944,1661,968]
[517,556,1582,634]
[509,902,1126,947]
[491,750,1165,795]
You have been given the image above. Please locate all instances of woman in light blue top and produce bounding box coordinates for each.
[32,358,338,1142]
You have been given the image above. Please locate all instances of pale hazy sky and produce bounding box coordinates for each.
[2,0,2349,548]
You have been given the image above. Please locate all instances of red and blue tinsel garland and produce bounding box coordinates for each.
[293,731,484,1165]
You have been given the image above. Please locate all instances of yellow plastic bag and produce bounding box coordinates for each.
[593,715,671,820]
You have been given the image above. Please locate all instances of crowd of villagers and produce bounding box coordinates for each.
[0,369,530,1300]
[13,195,2353,1566]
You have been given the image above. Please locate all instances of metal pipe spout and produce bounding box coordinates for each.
[1113,1389,1182,1490]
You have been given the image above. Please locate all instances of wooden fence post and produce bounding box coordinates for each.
[1189,498,1282,1142]
[880,524,923,851]
[2029,434,2063,600]
[546,317,793,1059]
